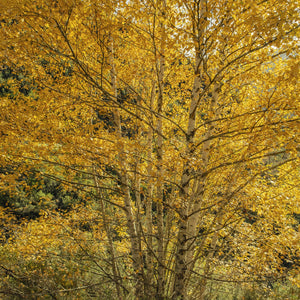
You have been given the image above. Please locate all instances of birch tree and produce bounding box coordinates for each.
[0,0,299,299]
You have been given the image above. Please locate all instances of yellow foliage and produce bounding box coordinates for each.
[0,0,299,298]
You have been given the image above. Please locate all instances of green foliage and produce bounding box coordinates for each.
[0,169,85,220]
[0,65,36,98]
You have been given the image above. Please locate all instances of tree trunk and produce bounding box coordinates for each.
[145,82,156,298]
[93,171,123,300]
[155,1,166,297]
[109,37,143,299]
[173,2,208,298]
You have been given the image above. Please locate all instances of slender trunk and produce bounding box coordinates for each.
[93,172,123,300]
[157,68,165,299]
[197,213,223,300]
[90,105,123,299]
[173,2,208,298]
[109,38,143,298]
[185,82,220,277]
[155,1,166,297]
[145,82,156,297]
[134,96,148,297]
[173,52,202,300]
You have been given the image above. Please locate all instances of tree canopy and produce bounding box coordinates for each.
[0,0,299,299]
